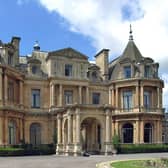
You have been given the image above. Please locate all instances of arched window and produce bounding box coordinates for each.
[122,123,133,143]
[8,121,16,145]
[30,123,41,145]
[144,123,153,143]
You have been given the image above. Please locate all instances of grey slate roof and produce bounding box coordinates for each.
[120,40,143,63]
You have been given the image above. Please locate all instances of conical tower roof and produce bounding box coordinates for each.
[120,24,143,62]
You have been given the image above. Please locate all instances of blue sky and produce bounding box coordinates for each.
[0,0,95,57]
[1,0,168,107]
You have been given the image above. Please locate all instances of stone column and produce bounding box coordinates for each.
[105,109,112,155]
[140,85,144,108]
[4,74,8,105]
[0,117,3,145]
[67,114,72,144]
[19,81,23,106]
[59,84,63,106]
[50,84,55,107]
[157,120,162,143]
[111,88,114,106]
[74,108,81,155]
[19,118,23,141]
[115,87,118,107]
[86,86,89,104]
[157,87,160,108]
[135,85,139,108]
[78,86,82,104]
[56,114,63,155]
[109,88,112,105]
[3,116,8,145]
[140,120,144,143]
[133,121,139,144]
[0,69,3,104]
[66,110,72,155]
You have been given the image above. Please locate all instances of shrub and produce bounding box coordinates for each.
[118,144,168,154]
[112,134,120,150]
[0,144,56,156]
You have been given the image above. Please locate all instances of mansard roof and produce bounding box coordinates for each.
[46,47,88,61]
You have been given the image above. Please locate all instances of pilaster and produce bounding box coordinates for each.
[105,108,112,155]
[59,84,62,106]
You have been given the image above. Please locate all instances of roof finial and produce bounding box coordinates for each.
[129,24,133,41]
[33,40,40,51]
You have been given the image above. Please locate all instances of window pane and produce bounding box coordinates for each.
[123,91,132,110]
[65,64,72,76]
[32,66,37,74]
[31,89,40,108]
[144,65,150,78]
[144,91,150,109]
[92,93,100,104]
[124,66,131,78]
[64,91,73,104]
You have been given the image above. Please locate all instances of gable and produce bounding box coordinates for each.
[47,47,88,61]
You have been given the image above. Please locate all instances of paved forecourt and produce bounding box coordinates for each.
[0,153,168,168]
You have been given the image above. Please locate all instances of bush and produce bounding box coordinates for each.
[118,144,168,154]
[112,134,120,150]
[0,144,56,156]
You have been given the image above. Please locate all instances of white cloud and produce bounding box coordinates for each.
[23,0,168,106]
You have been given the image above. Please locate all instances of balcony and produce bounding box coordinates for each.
[114,107,164,115]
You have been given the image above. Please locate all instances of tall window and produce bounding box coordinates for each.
[144,91,151,109]
[124,66,131,78]
[64,90,73,104]
[8,82,14,102]
[65,64,72,77]
[144,123,153,143]
[8,54,13,65]
[30,123,41,145]
[123,91,132,110]
[122,123,133,143]
[31,89,40,108]
[144,65,150,78]
[8,121,16,145]
[92,93,100,104]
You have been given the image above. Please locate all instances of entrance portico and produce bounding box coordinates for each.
[55,104,113,156]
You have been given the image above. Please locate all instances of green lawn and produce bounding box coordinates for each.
[111,160,146,168]
[111,159,168,168]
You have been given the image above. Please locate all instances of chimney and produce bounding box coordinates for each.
[95,49,109,80]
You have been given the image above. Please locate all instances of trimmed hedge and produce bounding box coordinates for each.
[0,144,56,156]
[118,144,168,154]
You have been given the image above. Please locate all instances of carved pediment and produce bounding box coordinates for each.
[47,47,88,60]
[119,57,132,64]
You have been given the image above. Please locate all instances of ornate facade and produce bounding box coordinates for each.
[0,30,164,155]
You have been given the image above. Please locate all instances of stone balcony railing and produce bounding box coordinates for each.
[114,107,165,114]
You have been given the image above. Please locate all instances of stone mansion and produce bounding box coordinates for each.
[0,29,164,155]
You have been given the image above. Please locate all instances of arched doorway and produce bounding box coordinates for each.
[122,123,133,143]
[81,117,101,154]
[30,123,41,145]
[8,120,16,145]
[144,123,153,143]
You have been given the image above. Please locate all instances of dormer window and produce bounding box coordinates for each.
[8,54,13,65]
[32,65,37,74]
[65,64,72,77]
[144,65,150,78]
[124,66,131,78]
